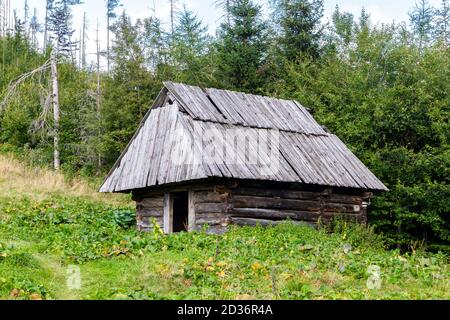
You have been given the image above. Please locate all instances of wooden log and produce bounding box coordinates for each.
[137,216,163,230]
[230,208,319,221]
[194,191,229,203]
[138,207,163,217]
[233,187,321,201]
[232,195,321,211]
[214,185,232,194]
[323,203,361,213]
[195,213,229,225]
[325,194,363,205]
[231,217,305,227]
[194,202,229,214]
[136,197,164,208]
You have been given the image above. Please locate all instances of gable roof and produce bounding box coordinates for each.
[99,82,388,193]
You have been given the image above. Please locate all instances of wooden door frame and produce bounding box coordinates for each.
[163,191,195,234]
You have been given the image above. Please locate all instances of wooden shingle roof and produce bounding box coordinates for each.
[99,82,388,192]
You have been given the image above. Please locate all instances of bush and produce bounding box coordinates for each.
[113,210,136,229]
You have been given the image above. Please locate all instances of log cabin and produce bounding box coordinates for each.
[99,82,388,233]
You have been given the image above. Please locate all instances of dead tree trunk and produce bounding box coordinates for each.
[96,20,102,168]
[51,50,61,171]
[106,7,110,73]
[170,0,176,38]
[44,0,49,49]
[81,12,87,69]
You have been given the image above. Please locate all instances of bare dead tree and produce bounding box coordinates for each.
[0,60,51,112]
[0,49,62,171]
[50,49,61,170]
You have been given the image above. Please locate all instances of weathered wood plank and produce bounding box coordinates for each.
[231,217,305,227]
[194,202,229,214]
[163,193,173,234]
[194,191,229,203]
[195,213,228,225]
[233,187,322,201]
[323,203,361,213]
[188,190,195,231]
[232,195,321,211]
[137,207,163,217]
[136,197,164,208]
[230,208,320,221]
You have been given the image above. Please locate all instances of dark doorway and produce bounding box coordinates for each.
[172,192,189,232]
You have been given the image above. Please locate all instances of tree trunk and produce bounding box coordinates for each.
[51,50,61,171]
[107,2,110,73]
[170,0,175,37]
[81,12,86,69]
[96,20,102,168]
[44,0,48,49]
[96,21,101,115]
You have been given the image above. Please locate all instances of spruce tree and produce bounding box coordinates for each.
[433,0,449,46]
[47,0,82,57]
[273,0,324,60]
[331,5,354,47]
[171,6,212,84]
[409,0,434,51]
[216,0,268,92]
[143,15,167,70]
[105,0,121,73]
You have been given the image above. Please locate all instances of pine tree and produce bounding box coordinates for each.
[433,0,450,46]
[13,10,25,37]
[409,0,434,51]
[215,0,233,26]
[173,6,209,55]
[47,0,82,59]
[44,0,54,49]
[105,0,121,73]
[273,0,325,60]
[331,5,354,47]
[171,6,211,84]
[143,15,166,70]
[216,0,268,92]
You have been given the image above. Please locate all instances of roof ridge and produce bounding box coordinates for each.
[163,81,327,135]
[188,116,330,137]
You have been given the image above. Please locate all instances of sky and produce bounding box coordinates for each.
[8,0,445,66]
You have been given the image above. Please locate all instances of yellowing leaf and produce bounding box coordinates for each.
[217,261,227,267]
[251,262,262,271]
[217,270,226,278]
[30,293,42,300]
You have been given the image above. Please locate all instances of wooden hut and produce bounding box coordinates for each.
[100,82,387,233]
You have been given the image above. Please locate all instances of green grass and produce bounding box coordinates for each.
[0,193,448,300]
[0,155,448,300]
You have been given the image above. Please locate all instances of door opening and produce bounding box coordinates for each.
[172,192,189,232]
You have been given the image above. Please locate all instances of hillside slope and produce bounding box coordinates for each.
[0,155,448,300]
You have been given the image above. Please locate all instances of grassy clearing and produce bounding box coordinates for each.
[0,155,448,300]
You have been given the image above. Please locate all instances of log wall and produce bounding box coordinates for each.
[132,180,373,233]
[228,183,371,226]
[133,192,164,231]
